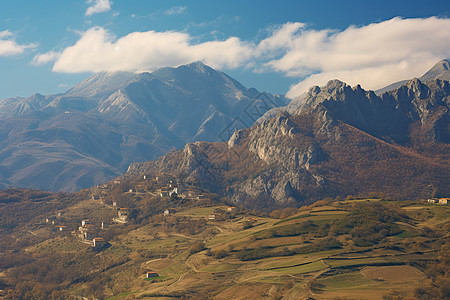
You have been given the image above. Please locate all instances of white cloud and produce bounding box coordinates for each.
[86,0,112,17]
[0,30,37,57]
[0,30,13,39]
[31,50,60,65]
[257,22,305,55]
[50,27,253,73]
[257,17,450,97]
[285,61,435,98]
[165,6,187,16]
[38,17,450,99]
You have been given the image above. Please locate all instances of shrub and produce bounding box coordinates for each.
[189,241,206,255]
[213,249,228,259]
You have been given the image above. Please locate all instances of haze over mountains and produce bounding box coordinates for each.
[0,62,287,192]
[129,60,450,207]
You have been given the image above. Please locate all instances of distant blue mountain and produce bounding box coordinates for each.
[0,62,288,191]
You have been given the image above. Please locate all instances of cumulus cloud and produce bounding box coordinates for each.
[165,6,187,15]
[49,27,253,73]
[37,17,450,98]
[259,17,450,98]
[31,50,60,65]
[257,22,306,55]
[0,30,37,56]
[86,0,112,16]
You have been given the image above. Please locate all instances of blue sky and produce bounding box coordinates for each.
[0,0,449,100]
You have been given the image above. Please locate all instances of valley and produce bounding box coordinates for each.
[0,180,448,299]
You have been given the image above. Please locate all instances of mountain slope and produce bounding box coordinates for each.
[0,62,287,192]
[0,185,448,299]
[129,78,450,208]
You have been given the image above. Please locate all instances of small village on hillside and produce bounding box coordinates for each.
[40,169,450,254]
[40,172,240,252]
[1,182,447,299]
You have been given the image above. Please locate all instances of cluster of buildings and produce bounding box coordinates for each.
[136,174,210,201]
[157,180,178,198]
[427,198,449,205]
[45,212,71,232]
[98,173,211,205]
[208,207,237,221]
[91,191,130,224]
[44,212,108,250]
[78,219,107,249]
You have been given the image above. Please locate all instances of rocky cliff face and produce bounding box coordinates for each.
[298,78,450,144]
[258,59,450,124]
[128,78,450,208]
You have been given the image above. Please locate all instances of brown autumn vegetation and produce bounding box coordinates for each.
[0,167,448,300]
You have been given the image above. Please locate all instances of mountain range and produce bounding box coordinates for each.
[257,59,450,123]
[0,62,287,192]
[128,60,450,208]
[1,59,449,202]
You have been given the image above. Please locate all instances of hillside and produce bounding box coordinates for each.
[127,78,450,208]
[0,62,287,192]
[0,185,448,299]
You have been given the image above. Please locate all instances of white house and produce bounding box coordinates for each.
[169,188,178,196]
[92,237,106,248]
[439,198,449,205]
[146,272,159,278]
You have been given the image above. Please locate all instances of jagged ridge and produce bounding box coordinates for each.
[128,78,450,208]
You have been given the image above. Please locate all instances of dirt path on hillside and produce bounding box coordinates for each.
[162,252,202,291]
[304,267,330,297]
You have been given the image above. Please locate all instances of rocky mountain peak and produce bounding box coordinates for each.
[185,61,213,74]
[153,61,220,81]
[228,129,245,148]
[65,71,136,99]
[421,59,450,82]
[305,80,349,98]
[402,78,429,99]
[299,80,364,115]
[375,59,450,95]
